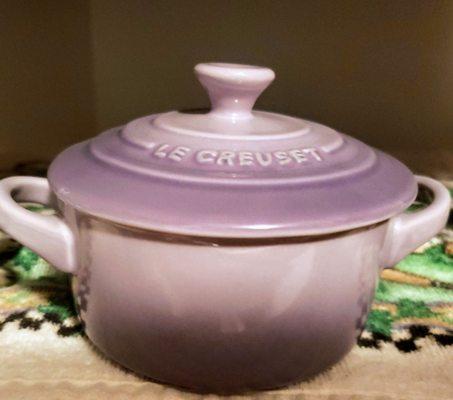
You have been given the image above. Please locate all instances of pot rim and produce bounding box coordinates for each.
[76,208,388,246]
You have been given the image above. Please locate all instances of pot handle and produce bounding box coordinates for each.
[0,176,76,273]
[380,175,450,268]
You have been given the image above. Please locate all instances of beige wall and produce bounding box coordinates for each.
[0,0,95,168]
[90,0,453,154]
[1,1,452,169]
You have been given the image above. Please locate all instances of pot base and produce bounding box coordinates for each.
[83,326,356,394]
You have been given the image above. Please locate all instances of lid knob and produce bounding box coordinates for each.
[195,63,275,120]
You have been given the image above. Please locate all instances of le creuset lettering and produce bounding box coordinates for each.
[142,142,323,167]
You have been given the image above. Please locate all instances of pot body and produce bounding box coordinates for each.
[70,210,387,392]
[0,175,449,393]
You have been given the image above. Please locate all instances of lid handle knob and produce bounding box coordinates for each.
[195,63,275,120]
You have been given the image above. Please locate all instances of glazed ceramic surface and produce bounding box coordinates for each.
[73,211,386,392]
[48,63,417,237]
[0,63,450,393]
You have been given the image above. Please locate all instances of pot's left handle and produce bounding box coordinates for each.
[0,176,76,273]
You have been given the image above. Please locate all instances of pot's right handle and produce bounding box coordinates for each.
[380,175,450,268]
[0,176,76,273]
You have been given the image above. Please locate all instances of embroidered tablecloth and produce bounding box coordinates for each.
[0,163,451,399]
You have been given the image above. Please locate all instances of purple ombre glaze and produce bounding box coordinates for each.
[72,212,386,392]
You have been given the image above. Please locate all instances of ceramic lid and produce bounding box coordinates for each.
[48,63,417,238]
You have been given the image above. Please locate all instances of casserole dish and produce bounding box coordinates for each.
[0,63,449,392]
